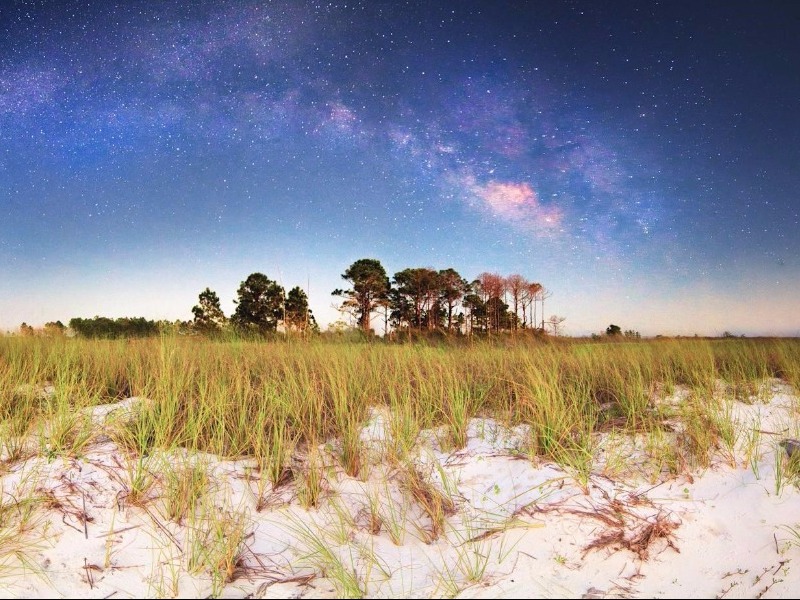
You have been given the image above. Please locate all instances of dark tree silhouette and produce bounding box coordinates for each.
[333,259,390,333]
[68,317,158,338]
[191,287,226,333]
[606,324,622,336]
[438,268,469,333]
[476,273,506,333]
[285,286,317,333]
[391,267,440,330]
[462,291,486,335]
[232,273,284,334]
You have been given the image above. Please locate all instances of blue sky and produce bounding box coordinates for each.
[2,1,799,336]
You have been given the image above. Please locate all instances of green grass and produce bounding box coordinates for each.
[0,335,798,485]
[0,334,799,597]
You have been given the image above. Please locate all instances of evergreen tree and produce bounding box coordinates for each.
[232,273,284,334]
[438,268,469,333]
[333,259,389,333]
[191,287,226,333]
[285,286,317,333]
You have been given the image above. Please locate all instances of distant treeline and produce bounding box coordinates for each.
[12,257,560,339]
[68,317,160,339]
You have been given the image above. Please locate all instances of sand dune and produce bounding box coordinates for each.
[1,382,799,598]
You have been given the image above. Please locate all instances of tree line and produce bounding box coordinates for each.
[11,258,556,339]
[191,259,553,338]
[190,274,317,336]
[332,258,554,336]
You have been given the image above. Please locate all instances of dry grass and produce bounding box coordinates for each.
[0,335,798,596]
[0,336,798,483]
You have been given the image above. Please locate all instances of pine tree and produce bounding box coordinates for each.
[285,286,317,333]
[191,287,226,333]
[232,273,284,334]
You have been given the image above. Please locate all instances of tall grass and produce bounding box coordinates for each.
[1,335,798,482]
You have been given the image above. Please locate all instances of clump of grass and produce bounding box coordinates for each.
[187,498,251,595]
[124,455,157,507]
[284,513,365,598]
[644,427,684,481]
[742,418,764,478]
[386,389,421,464]
[38,384,95,459]
[775,441,800,495]
[399,460,455,544]
[374,482,409,546]
[677,392,737,468]
[297,445,327,509]
[0,470,48,584]
[161,458,209,524]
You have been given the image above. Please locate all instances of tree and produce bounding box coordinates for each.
[391,267,441,330]
[523,282,543,329]
[438,268,469,333]
[68,316,158,338]
[191,287,226,333]
[545,315,566,336]
[606,324,622,336]
[537,286,552,330]
[333,259,389,334]
[43,321,66,336]
[475,273,506,333]
[505,274,527,332]
[462,292,486,335]
[232,273,284,334]
[285,286,317,333]
[19,322,34,336]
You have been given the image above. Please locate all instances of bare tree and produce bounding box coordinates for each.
[545,315,566,336]
[538,287,552,331]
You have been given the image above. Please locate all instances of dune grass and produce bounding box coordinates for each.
[0,335,798,482]
[0,334,799,596]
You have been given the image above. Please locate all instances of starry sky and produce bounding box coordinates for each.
[2,0,799,336]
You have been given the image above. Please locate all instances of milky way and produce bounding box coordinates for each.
[2,1,799,335]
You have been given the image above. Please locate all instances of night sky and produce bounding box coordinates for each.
[2,1,799,336]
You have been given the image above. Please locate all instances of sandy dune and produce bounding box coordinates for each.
[1,382,799,598]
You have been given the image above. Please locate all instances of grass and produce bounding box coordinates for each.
[161,457,210,524]
[284,512,366,598]
[0,335,799,595]
[0,336,798,482]
[0,468,49,587]
[187,498,251,596]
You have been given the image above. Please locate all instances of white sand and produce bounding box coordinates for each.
[1,382,799,598]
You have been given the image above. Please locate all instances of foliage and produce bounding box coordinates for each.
[438,268,469,332]
[606,324,622,337]
[191,287,226,333]
[232,272,284,334]
[285,286,318,333]
[333,258,390,333]
[391,267,442,330]
[43,321,66,336]
[69,316,159,338]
